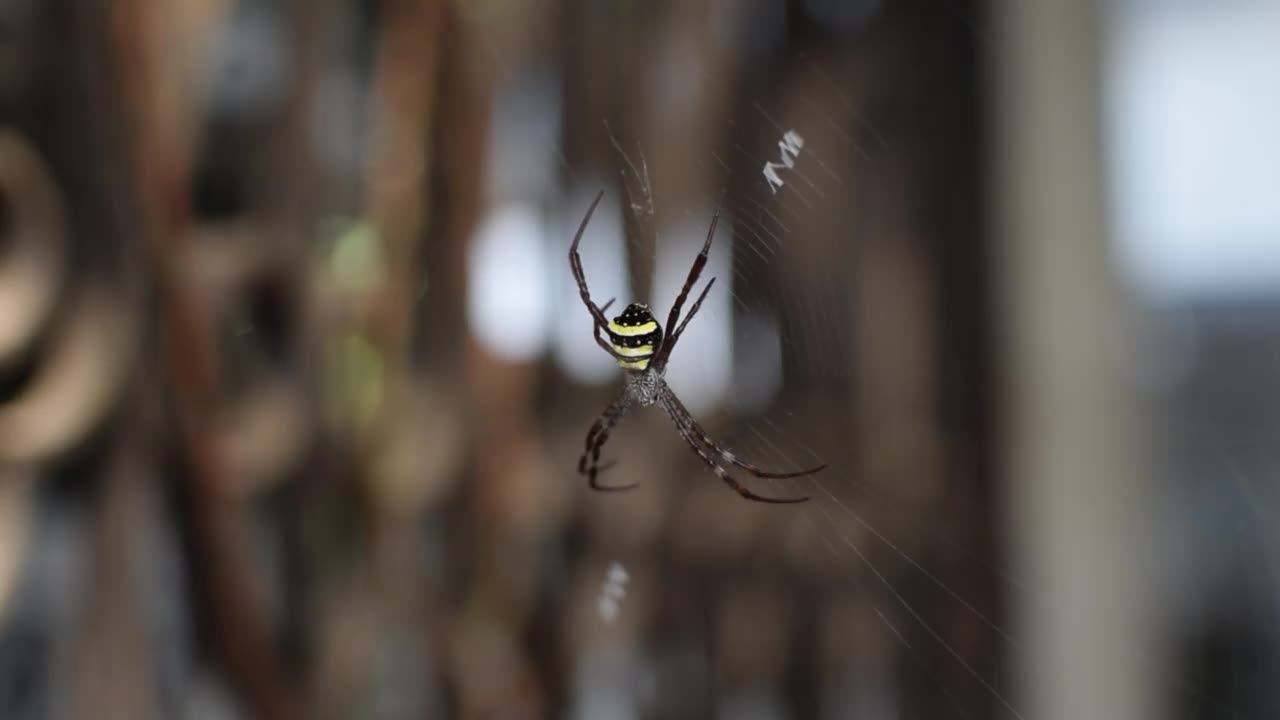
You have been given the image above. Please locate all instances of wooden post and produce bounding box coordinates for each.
[995,2,1162,718]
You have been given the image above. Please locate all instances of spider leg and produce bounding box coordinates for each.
[568,190,612,329]
[589,297,635,360]
[579,396,637,492]
[658,206,718,341]
[663,388,827,479]
[568,197,636,365]
[659,388,809,504]
[653,276,715,370]
[671,278,713,341]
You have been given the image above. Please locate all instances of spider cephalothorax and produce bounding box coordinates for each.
[568,190,826,504]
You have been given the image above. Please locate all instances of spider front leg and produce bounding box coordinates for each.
[590,299,644,364]
[568,190,613,329]
[653,276,715,371]
[663,205,718,333]
[578,395,637,492]
[653,207,720,369]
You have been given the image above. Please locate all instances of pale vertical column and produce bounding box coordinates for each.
[994,2,1161,720]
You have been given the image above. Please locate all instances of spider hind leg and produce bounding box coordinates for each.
[710,446,826,480]
[712,463,810,504]
[579,397,638,493]
[660,390,810,504]
[666,389,825,481]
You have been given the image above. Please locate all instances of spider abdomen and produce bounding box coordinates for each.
[607,303,663,371]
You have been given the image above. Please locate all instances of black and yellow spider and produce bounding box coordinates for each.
[569,190,825,504]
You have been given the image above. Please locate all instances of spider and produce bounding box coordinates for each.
[569,190,825,504]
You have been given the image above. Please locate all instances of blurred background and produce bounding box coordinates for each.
[0,0,1276,718]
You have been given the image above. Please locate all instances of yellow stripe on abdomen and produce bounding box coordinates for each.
[610,344,654,358]
[608,303,662,371]
[607,319,658,337]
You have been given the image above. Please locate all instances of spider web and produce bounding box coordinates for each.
[470,6,1275,719]
[476,33,1031,720]
[635,95,1025,720]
